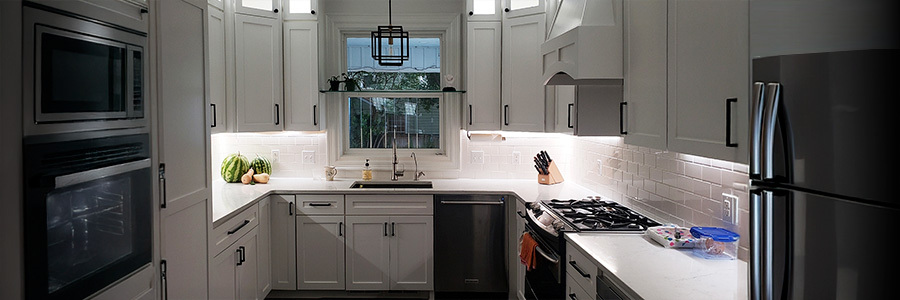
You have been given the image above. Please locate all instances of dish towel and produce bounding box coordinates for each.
[519,232,538,271]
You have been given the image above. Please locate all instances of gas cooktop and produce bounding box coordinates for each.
[540,197,661,232]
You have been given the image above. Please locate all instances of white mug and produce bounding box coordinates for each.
[324,166,338,181]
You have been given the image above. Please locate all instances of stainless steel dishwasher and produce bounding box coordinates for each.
[434,194,508,294]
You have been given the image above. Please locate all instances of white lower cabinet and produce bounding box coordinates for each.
[210,226,260,300]
[345,215,433,291]
[296,215,346,290]
[388,216,434,291]
[269,195,296,290]
[345,216,391,290]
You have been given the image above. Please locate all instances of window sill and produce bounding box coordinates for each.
[318,89,466,94]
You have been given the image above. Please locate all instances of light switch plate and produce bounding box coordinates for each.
[302,150,316,164]
[271,149,280,163]
[512,151,521,164]
[471,150,484,164]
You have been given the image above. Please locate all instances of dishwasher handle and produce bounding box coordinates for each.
[440,200,504,205]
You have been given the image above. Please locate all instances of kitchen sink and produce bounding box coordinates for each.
[349,180,433,189]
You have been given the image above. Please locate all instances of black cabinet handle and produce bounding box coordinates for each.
[384,222,388,236]
[339,222,343,236]
[469,11,474,16]
[140,8,148,14]
[569,261,591,278]
[288,202,293,216]
[273,8,279,13]
[313,104,318,126]
[160,260,168,300]
[569,293,577,300]
[517,211,527,219]
[619,102,628,135]
[504,8,510,12]
[310,10,316,15]
[726,98,738,147]
[504,105,509,126]
[567,103,574,129]
[227,220,250,235]
[309,202,332,207]
[274,104,280,125]
[159,163,167,209]
[210,103,217,128]
[391,222,396,236]
[469,104,473,125]
[236,246,244,265]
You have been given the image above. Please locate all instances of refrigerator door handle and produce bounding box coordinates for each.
[750,82,766,179]
[762,83,782,180]
[751,188,775,300]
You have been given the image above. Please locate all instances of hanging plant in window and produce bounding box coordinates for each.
[370,0,409,66]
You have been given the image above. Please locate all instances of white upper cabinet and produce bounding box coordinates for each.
[283,0,318,20]
[666,0,748,163]
[552,86,575,133]
[502,13,547,132]
[235,0,280,18]
[467,0,502,21]
[503,0,545,19]
[234,13,284,132]
[623,0,667,150]
[465,21,502,131]
[283,21,321,131]
[208,7,229,134]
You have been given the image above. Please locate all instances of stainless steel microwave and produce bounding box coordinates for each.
[24,5,148,136]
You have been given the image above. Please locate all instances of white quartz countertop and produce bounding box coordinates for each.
[565,233,748,300]
[212,177,598,226]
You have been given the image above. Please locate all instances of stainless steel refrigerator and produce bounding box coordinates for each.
[750,31,900,300]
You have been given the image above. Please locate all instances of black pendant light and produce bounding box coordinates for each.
[371,0,409,66]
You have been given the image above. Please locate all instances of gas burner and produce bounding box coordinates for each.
[540,198,661,232]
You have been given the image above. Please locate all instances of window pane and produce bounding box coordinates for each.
[241,0,272,11]
[289,0,311,14]
[348,97,440,149]
[473,0,496,15]
[510,0,539,10]
[346,37,441,90]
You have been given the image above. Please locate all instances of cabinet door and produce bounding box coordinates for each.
[236,228,259,300]
[667,0,748,163]
[283,0,318,20]
[235,13,283,132]
[514,200,526,300]
[257,198,271,296]
[269,195,296,290]
[209,244,238,300]
[502,13,547,132]
[283,21,321,131]
[389,216,434,291]
[503,0,546,19]
[296,216,346,290]
[467,0,502,21]
[208,6,228,134]
[623,0,667,150]
[466,22,502,131]
[156,0,210,299]
[345,216,390,291]
[235,0,280,18]
[552,86,575,133]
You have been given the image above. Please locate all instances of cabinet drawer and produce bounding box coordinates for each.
[565,241,597,296]
[566,273,594,300]
[296,194,344,215]
[345,195,433,215]
[212,204,259,256]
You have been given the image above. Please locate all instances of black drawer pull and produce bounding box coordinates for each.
[569,260,591,278]
[726,98,738,147]
[309,202,333,207]
[227,220,250,235]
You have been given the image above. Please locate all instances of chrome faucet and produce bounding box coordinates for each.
[411,152,425,181]
[391,131,404,181]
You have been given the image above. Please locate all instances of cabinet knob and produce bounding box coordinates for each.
[469,11,473,16]
[311,9,316,15]
[504,8,510,12]
[273,8,279,13]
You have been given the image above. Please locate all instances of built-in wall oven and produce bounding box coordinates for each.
[23,3,147,136]
[23,131,152,300]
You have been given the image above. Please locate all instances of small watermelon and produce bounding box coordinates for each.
[250,155,272,176]
[221,153,250,183]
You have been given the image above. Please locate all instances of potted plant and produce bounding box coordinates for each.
[327,75,341,91]
[343,72,359,91]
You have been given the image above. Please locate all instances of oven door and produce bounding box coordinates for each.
[523,222,564,300]
[24,134,152,300]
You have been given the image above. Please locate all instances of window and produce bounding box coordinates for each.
[345,37,442,150]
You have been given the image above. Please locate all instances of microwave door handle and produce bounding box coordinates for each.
[54,158,151,188]
[762,83,781,180]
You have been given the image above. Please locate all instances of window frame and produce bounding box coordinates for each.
[325,13,462,172]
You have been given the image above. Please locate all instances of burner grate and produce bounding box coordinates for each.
[541,197,661,232]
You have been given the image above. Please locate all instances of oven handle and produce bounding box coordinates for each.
[535,244,559,264]
[55,158,151,188]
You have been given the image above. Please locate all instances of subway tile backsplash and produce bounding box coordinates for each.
[212,131,749,260]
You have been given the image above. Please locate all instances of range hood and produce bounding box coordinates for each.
[542,0,623,85]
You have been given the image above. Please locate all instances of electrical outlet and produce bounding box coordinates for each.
[471,150,484,164]
[302,150,316,164]
[271,149,280,163]
[512,151,521,164]
[596,159,603,173]
[722,193,739,225]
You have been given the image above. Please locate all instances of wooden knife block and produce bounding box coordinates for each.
[538,161,564,185]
